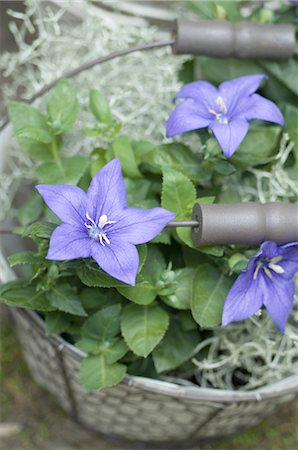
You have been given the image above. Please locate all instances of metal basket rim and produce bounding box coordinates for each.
[11,307,298,404]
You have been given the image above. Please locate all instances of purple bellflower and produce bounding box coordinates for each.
[222,241,298,332]
[36,158,175,286]
[166,75,284,158]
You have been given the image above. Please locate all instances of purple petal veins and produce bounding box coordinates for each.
[166,74,284,158]
[36,158,175,285]
[222,240,298,332]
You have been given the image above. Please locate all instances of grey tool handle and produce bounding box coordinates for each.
[172,19,296,59]
[192,202,298,246]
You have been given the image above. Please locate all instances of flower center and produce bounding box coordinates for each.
[84,212,116,246]
[253,255,284,280]
[208,96,229,125]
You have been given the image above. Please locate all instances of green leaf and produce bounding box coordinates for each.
[160,268,195,310]
[103,338,128,364]
[79,287,122,311]
[153,322,200,373]
[0,280,55,311]
[8,101,53,159]
[46,284,87,316]
[284,104,298,164]
[16,126,52,144]
[89,90,113,124]
[143,143,209,183]
[46,79,78,134]
[161,168,196,219]
[121,303,169,357]
[18,193,43,226]
[78,264,127,288]
[76,337,128,363]
[191,264,232,328]
[260,59,298,96]
[125,178,152,206]
[231,126,281,167]
[213,159,236,176]
[22,222,57,240]
[112,135,142,179]
[142,246,166,284]
[36,156,89,185]
[80,354,126,390]
[45,311,71,336]
[117,275,157,305]
[81,305,122,341]
[8,251,43,267]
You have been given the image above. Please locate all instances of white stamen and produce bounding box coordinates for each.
[264,268,273,279]
[84,212,116,247]
[268,263,285,274]
[86,212,97,227]
[216,96,228,114]
[98,214,116,229]
[270,255,283,264]
[253,264,261,280]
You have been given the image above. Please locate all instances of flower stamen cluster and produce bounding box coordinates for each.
[84,212,116,246]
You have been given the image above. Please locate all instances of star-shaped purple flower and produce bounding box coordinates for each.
[36,158,175,285]
[222,241,298,332]
[166,75,284,158]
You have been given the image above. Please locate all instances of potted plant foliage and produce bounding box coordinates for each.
[0,1,297,448]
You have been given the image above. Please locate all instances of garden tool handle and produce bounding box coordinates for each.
[172,19,296,59]
[192,202,298,246]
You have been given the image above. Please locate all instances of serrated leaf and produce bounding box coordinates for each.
[191,264,232,328]
[121,303,169,357]
[82,304,121,341]
[45,311,71,336]
[22,222,57,240]
[76,337,128,363]
[113,135,142,179]
[36,156,89,185]
[46,79,78,134]
[8,251,43,267]
[153,322,200,373]
[143,143,209,183]
[89,90,113,124]
[0,280,55,312]
[78,264,127,288]
[16,126,52,144]
[46,284,87,316]
[80,354,126,390]
[161,168,196,219]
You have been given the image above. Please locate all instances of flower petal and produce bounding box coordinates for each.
[222,268,264,327]
[209,119,249,158]
[91,238,139,286]
[110,207,176,245]
[263,275,295,332]
[47,224,92,260]
[244,94,284,125]
[260,241,280,259]
[279,242,298,279]
[166,99,211,138]
[36,184,87,226]
[219,74,267,111]
[175,80,218,103]
[86,158,126,223]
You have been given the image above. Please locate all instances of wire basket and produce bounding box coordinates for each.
[9,306,297,448]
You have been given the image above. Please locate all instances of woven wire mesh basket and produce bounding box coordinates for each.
[9,306,298,448]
